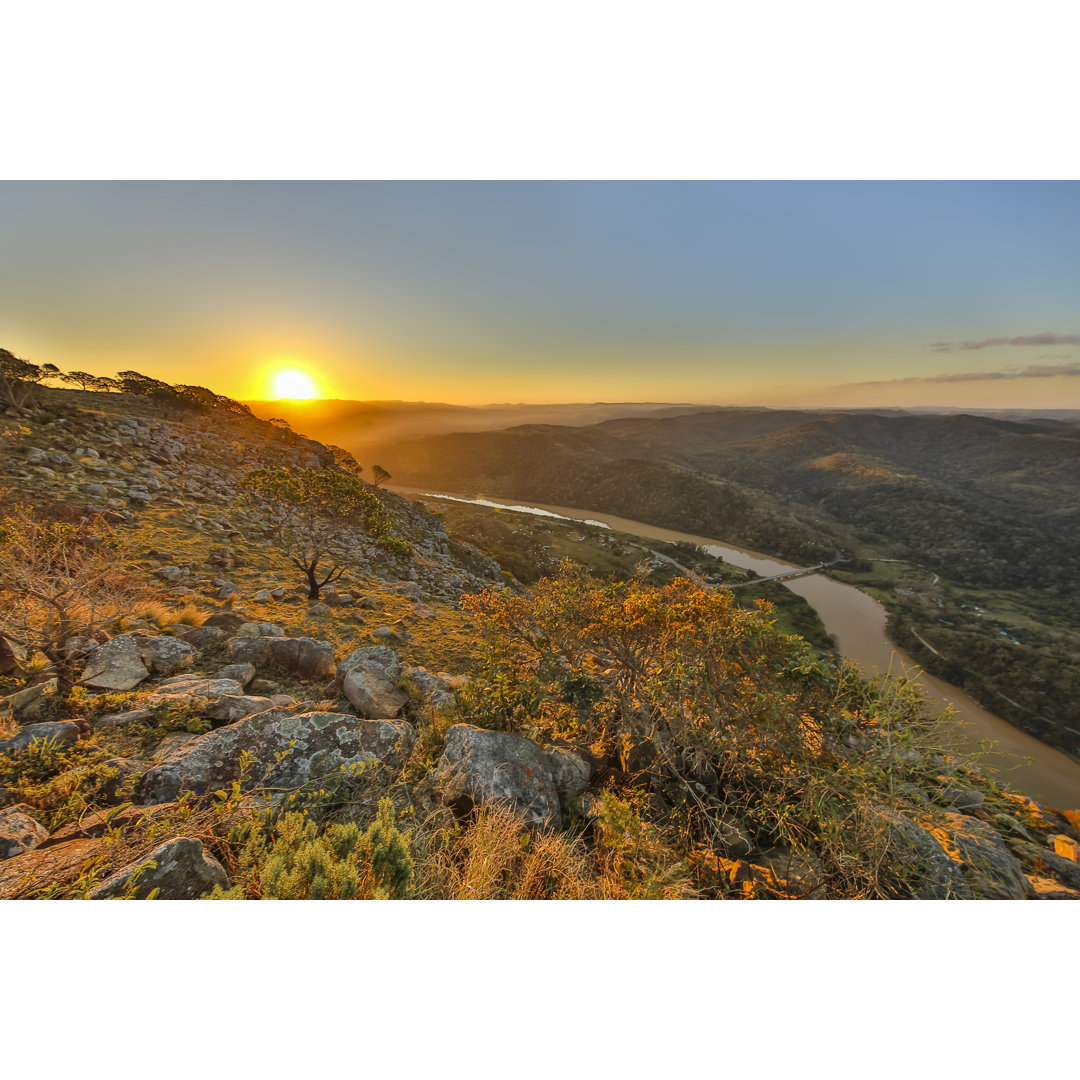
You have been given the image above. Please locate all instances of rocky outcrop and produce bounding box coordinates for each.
[0,806,49,860]
[943,813,1035,900]
[87,837,228,900]
[888,815,971,899]
[138,710,417,805]
[430,724,591,828]
[0,720,83,754]
[143,674,246,709]
[139,636,197,675]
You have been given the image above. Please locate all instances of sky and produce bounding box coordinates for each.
[1,180,1078,409]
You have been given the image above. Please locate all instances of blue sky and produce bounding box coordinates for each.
[2,180,1077,406]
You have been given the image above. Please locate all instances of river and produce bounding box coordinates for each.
[394,487,1080,808]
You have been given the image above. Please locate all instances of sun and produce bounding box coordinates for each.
[272,369,318,400]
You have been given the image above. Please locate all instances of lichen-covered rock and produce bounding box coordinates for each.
[944,813,1034,899]
[340,646,400,684]
[139,635,197,675]
[0,807,49,860]
[138,711,416,805]
[225,636,272,667]
[431,724,591,828]
[0,838,108,899]
[225,636,336,681]
[342,667,407,719]
[179,625,227,649]
[80,634,151,691]
[87,837,228,899]
[0,720,82,754]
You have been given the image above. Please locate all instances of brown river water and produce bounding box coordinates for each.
[394,488,1080,808]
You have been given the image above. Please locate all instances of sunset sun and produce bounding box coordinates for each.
[272,369,318,399]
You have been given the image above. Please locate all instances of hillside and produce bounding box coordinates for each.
[360,409,1080,754]
[1,372,1079,900]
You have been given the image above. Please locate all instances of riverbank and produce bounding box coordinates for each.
[394,486,1080,808]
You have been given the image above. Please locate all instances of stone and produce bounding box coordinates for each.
[0,808,49,860]
[940,785,985,812]
[138,711,417,805]
[139,635,197,675]
[216,582,241,599]
[749,850,828,899]
[98,757,150,803]
[338,648,407,719]
[218,662,256,688]
[95,708,155,729]
[1,679,58,719]
[204,694,275,723]
[308,602,332,616]
[81,483,108,498]
[888,816,971,899]
[238,622,285,637]
[430,724,591,829]
[154,565,185,582]
[252,590,272,602]
[0,838,108,898]
[1010,841,1080,891]
[0,720,82,754]
[944,813,1034,900]
[179,625,227,649]
[87,837,228,900]
[80,634,151,691]
[248,678,280,695]
[267,637,336,681]
[143,674,246,710]
[203,611,249,633]
[225,636,272,667]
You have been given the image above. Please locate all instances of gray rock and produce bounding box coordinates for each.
[202,611,249,633]
[218,662,256,688]
[138,711,416,805]
[0,720,82,754]
[225,636,272,667]
[154,565,186,582]
[203,694,275,723]
[252,590,272,602]
[238,622,285,637]
[266,637,336,681]
[81,634,151,691]
[0,679,58,719]
[342,666,407,719]
[94,708,155,729]
[216,582,241,599]
[308,602,332,616]
[0,808,49,860]
[1010,841,1080,891]
[139,636,197,675]
[143,675,246,709]
[339,646,401,684]
[888,816,971,899]
[87,837,228,900]
[945,813,1034,899]
[80,483,108,498]
[179,625,227,649]
[940,785,986,812]
[431,724,591,829]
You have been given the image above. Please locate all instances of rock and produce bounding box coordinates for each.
[98,757,150,803]
[393,581,422,600]
[143,674,246,709]
[0,679,58,719]
[41,803,176,845]
[1010,841,1080,891]
[204,694,275,723]
[308,602,332,616]
[150,732,198,761]
[0,838,109,898]
[431,724,591,829]
[238,622,285,637]
[94,708,154,729]
[0,720,82,754]
[203,611,248,633]
[81,483,108,498]
[216,582,241,599]
[749,850,828,899]
[225,636,272,666]
[138,711,416,805]
[1027,875,1080,900]
[252,590,272,602]
[372,625,412,641]
[888,816,971,899]
[944,813,1035,899]
[266,637,336,681]
[1052,835,1079,862]
[338,647,407,719]
[154,565,185,582]
[248,678,280,694]
[218,662,256,688]
[179,625,227,649]
[270,588,287,600]
[940,785,985,812]
[87,837,228,900]
[139,635,197,675]
[340,646,401,684]
[81,634,151,691]
[0,807,49,860]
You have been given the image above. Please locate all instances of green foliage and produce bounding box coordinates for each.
[364,797,414,899]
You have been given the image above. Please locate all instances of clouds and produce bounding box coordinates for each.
[931,332,1080,353]
[845,360,1080,388]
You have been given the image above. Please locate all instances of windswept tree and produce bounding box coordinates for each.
[370,464,391,488]
[60,371,105,391]
[0,348,44,411]
[327,444,363,476]
[240,468,410,599]
[0,503,143,698]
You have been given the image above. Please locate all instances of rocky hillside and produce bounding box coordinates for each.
[1,380,1079,900]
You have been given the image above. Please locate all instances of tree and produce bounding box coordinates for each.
[371,464,391,488]
[60,371,103,391]
[0,348,43,411]
[239,468,409,599]
[326,444,362,476]
[0,504,143,698]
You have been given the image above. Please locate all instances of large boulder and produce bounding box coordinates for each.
[87,837,228,900]
[139,636,197,675]
[338,647,406,718]
[944,813,1034,900]
[431,724,591,829]
[81,634,151,691]
[225,636,336,682]
[0,807,49,860]
[203,694,275,724]
[138,710,416,805]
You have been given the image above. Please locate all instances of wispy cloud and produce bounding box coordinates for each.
[931,331,1080,353]
[844,360,1080,388]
